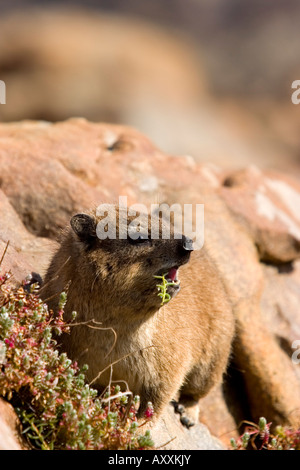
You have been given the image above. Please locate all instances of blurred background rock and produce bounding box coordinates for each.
[0,0,299,173]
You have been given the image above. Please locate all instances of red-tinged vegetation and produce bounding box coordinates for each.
[0,271,154,450]
[230,417,300,450]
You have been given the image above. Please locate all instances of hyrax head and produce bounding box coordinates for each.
[70,205,193,316]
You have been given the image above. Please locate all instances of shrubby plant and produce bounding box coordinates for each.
[230,416,300,450]
[0,270,154,450]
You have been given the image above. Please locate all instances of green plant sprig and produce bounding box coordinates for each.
[0,271,154,450]
[153,273,176,306]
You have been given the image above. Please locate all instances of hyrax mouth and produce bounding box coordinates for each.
[165,266,180,285]
[154,265,181,306]
[155,266,181,289]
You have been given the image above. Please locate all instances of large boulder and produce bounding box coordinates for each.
[0,118,300,448]
[0,187,56,283]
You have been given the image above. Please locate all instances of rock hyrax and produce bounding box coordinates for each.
[42,205,235,424]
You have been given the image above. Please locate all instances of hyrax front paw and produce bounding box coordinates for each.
[171,399,199,429]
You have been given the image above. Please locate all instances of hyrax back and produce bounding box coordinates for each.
[42,206,235,423]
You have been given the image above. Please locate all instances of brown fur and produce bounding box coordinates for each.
[42,206,235,422]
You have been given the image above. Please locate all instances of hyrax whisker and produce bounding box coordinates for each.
[39,256,71,293]
[88,345,155,387]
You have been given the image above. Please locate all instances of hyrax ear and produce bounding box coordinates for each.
[70,213,97,241]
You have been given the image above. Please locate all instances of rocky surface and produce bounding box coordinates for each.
[147,403,224,450]
[0,119,300,449]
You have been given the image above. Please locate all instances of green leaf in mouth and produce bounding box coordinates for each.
[153,273,177,306]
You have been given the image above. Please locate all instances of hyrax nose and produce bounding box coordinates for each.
[181,235,194,252]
